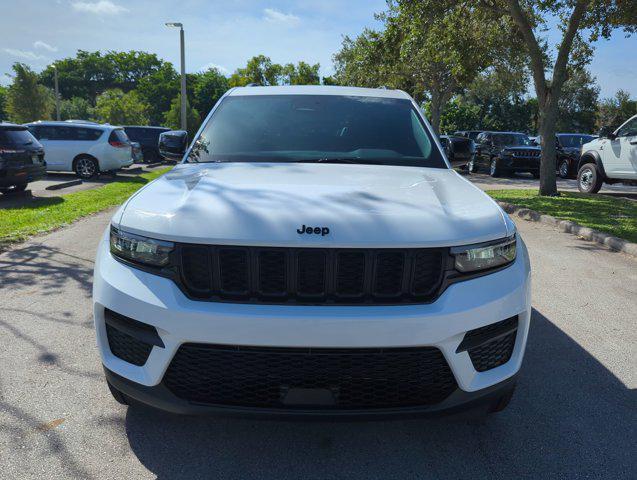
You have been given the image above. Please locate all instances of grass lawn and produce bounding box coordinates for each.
[487,189,637,243]
[0,167,172,248]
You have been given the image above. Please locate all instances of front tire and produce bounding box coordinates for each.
[74,156,98,179]
[107,380,129,405]
[489,158,501,177]
[558,159,570,179]
[488,385,516,413]
[577,163,603,194]
[467,158,477,174]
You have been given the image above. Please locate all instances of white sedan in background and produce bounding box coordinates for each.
[25,121,133,179]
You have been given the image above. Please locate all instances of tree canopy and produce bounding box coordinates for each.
[94,89,151,125]
[6,63,54,124]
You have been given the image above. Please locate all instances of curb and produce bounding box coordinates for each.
[45,179,83,191]
[497,201,637,258]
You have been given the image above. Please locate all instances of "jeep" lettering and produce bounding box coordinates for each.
[297,225,330,236]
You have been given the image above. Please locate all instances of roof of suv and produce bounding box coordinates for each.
[228,85,412,99]
[25,121,119,130]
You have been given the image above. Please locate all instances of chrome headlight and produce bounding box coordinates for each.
[451,235,516,273]
[110,226,174,267]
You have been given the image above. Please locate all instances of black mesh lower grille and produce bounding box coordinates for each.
[106,324,152,366]
[465,317,518,372]
[163,344,458,409]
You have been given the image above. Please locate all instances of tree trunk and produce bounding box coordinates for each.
[429,89,442,135]
[538,93,559,196]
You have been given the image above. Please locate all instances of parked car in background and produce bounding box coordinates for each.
[577,115,637,193]
[25,121,133,179]
[123,126,170,163]
[470,131,540,178]
[439,135,474,168]
[555,133,595,178]
[454,130,483,141]
[130,141,143,163]
[0,122,46,194]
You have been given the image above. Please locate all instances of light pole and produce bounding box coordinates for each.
[53,64,60,121]
[165,22,187,132]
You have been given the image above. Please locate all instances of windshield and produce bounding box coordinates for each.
[558,135,594,148]
[493,133,531,147]
[186,95,446,168]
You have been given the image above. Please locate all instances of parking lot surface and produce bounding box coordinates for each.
[0,164,168,207]
[0,209,635,479]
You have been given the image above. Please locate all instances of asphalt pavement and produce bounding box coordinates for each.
[0,208,635,479]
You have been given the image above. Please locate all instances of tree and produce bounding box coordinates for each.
[228,55,283,87]
[282,61,321,85]
[163,94,200,138]
[137,63,180,124]
[94,89,150,125]
[481,0,636,195]
[333,2,523,134]
[39,50,170,103]
[0,85,8,121]
[191,67,229,120]
[596,90,637,130]
[59,97,94,121]
[556,67,600,133]
[6,63,54,123]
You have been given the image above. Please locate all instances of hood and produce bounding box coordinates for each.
[116,163,510,248]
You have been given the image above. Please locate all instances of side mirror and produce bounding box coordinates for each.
[159,130,189,162]
[598,126,616,140]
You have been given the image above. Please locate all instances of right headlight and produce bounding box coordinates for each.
[451,235,517,273]
[110,226,174,267]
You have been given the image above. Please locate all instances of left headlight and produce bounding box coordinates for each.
[451,235,516,273]
[110,226,174,267]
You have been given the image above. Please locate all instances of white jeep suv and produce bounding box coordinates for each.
[93,86,531,417]
[577,114,637,193]
[25,121,133,179]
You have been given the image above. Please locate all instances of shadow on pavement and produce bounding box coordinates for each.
[123,308,636,479]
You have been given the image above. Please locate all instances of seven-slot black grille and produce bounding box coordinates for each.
[163,344,458,409]
[177,245,446,304]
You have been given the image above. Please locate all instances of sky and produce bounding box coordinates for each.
[1,0,635,99]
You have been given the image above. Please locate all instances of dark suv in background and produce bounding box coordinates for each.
[0,123,46,194]
[470,131,540,178]
[123,126,170,163]
[555,133,595,178]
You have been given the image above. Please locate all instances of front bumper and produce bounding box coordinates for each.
[93,229,532,415]
[499,157,540,172]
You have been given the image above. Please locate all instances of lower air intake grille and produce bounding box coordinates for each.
[463,316,519,372]
[105,324,152,366]
[163,344,458,409]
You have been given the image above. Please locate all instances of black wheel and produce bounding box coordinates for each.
[467,157,478,174]
[489,158,501,177]
[577,163,603,194]
[488,385,516,413]
[558,159,570,179]
[107,380,129,405]
[74,156,99,179]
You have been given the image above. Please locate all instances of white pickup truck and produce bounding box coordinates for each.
[577,114,637,193]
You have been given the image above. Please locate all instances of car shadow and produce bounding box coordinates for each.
[122,308,635,479]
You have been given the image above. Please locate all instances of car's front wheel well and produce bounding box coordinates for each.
[577,152,605,179]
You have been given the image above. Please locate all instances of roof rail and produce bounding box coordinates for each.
[245,83,260,87]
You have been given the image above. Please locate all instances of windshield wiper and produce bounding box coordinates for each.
[296,157,367,164]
